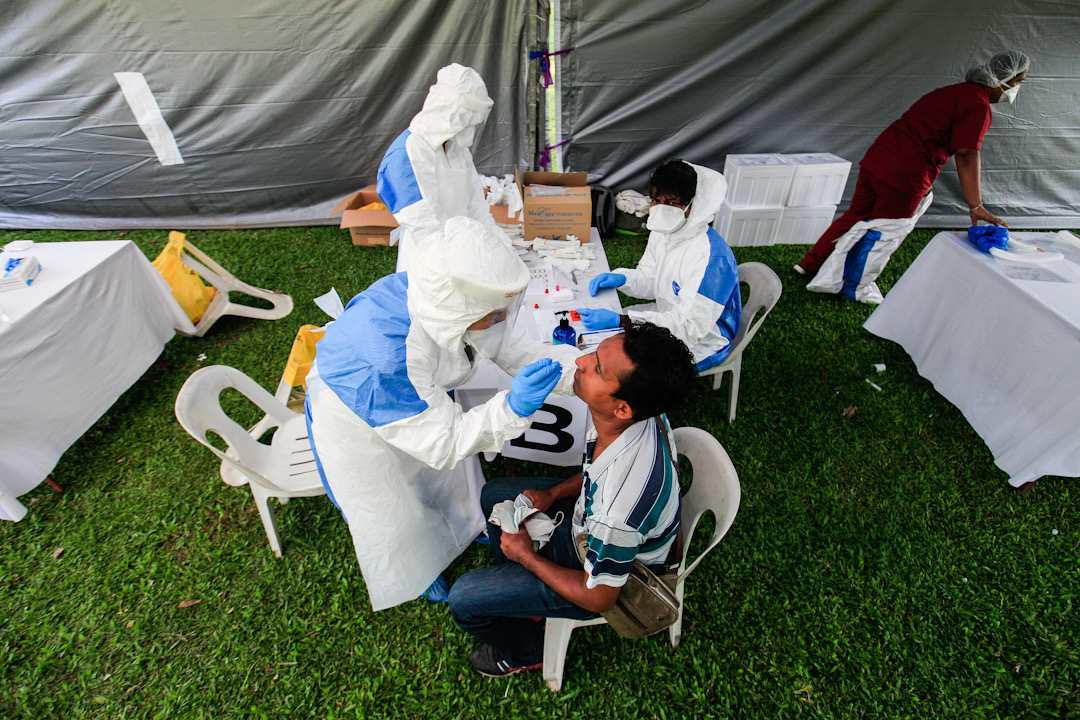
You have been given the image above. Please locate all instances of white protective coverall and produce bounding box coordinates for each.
[305,218,579,611]
[806,191,934,304]
[612,164,742,372]
[377,64,509,273]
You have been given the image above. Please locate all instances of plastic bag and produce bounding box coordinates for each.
[967,225,1009,253]
[152,231,216,323]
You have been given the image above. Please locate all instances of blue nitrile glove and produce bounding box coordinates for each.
[578,307,622,331]
[967,225,1009,253]
[508,358,563,417]
[589,272,626,297]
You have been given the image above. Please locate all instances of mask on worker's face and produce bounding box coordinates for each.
[646,203,688,233]
[999,84,1020,104]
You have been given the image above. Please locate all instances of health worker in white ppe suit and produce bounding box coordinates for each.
[305,217,581,611]
[578,160,741,372]
[377,63,510,274]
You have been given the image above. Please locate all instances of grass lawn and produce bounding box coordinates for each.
[1,226,1077,719]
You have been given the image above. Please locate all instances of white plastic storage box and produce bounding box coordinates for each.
[785,153,851,207]
[776,205,837,244]
[723,154,794,209]
[713,203,783,247]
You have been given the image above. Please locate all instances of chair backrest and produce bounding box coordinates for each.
[728,262,782,352]
[174,365,298,492]
[671,426,741,579]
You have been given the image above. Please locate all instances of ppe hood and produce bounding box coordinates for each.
[667,163,728,242]
[409,64,494,147]
[408,216,530,352]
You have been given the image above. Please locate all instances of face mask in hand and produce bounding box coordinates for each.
[646,203,688,233]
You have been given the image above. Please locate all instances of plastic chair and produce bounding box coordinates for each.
[174,365,325,557]
[542,426,741,691]
[698,262,783,423]
[172,236,294,337]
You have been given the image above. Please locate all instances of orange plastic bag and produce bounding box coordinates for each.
[281,324,326,390]
[152,231,217,323]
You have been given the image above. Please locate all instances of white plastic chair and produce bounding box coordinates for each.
[698,262,783,423]
[177,240,294,338]
[542,426,741,691]
[174,365,325,557]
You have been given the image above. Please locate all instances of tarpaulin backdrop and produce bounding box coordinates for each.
[0,0,535,229]
[1,0,1076,229]
[558,0,1080,228]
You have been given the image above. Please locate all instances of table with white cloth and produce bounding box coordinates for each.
[0,241,192,520]
[455,229,621,466]
[864,230,1080,487]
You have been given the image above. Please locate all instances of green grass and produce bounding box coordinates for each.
[1,226,1078,719]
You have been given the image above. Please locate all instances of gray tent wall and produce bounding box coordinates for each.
[558,0,1080,228]
[0,0,534,229]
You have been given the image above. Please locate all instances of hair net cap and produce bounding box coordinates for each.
[408,216,529,350]
[410,64,494,146]
[965,50,1031,88]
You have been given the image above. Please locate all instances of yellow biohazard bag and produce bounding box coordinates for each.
[281,324,326,391]
[152,231,217,323]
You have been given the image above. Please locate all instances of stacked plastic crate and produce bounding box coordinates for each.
[714,153,850,246]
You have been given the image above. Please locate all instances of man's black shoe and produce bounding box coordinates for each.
[468,644,541,678]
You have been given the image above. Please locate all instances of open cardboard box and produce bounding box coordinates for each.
[515,170,591,242]
[329,186,399,246]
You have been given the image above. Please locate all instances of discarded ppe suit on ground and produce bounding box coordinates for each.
[377,63,510,273]
[807,191,933,304]
[611,164,742,372]
[305,218,580,611]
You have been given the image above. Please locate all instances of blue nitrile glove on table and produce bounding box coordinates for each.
[967,225,1009,253]
[577,307,622,331]
[589,272,626,296]
[509,358,563,417]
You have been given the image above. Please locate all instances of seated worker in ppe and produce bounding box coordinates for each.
[377,63,511,274]
[795,50,1031,277]
[305,216,581,612]
[448,321,697,677]
[578,160,741,373]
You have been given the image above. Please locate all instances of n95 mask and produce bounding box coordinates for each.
[1000,84,1020,104]
[646,203,688,233]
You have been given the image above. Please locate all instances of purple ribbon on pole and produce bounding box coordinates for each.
[529,46,574,88]
[539,139,571,171]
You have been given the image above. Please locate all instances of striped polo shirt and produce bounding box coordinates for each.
[572,414,681,589]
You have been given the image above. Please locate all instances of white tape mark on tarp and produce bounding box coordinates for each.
[114,72,184,166]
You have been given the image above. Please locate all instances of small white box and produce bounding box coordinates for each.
[777,205,837,244]
[713,203,783,247]
[723,154,795,209]
[784,153,851,207]
[0,255,41,292]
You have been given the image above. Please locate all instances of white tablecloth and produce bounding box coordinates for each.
[0,241,191,520]
[455,229,621,466]
[864,231,1080,486]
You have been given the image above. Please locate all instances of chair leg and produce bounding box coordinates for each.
[543,618,577,692]
[668,580,688,647]
[727,356,742,424]
[250,485,283,558]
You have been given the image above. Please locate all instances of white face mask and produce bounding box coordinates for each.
[646,203,688,233]
[1000,84,1020,104]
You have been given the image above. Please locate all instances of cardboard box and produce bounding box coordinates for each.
[785,153,851,207]
[516,170,591,242]
[723,154,795,209]
[777,204,837,244]
[329,186,399,246]
[487,201,523,227]
[713,203,783,247]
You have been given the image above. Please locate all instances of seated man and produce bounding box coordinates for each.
[578,159,742,373]
[448,321,698,677]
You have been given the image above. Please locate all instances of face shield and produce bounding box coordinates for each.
[454,269,528,360]
[454,96,492,154]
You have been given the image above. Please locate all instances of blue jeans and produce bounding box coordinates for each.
[448,477,600,666]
